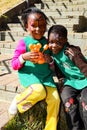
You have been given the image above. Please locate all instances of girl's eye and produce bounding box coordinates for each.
[32,25,37,28]
[49,42,53,45]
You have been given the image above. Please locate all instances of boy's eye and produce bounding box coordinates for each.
[31,24,37,28]
[57,42,61,46]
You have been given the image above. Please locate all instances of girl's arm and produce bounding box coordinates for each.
[11,39,26,70]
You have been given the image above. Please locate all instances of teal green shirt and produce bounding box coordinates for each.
[53,46,87,90]
[18,36,56,88]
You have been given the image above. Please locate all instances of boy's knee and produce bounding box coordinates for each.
[81,88,87,102]
[63,98,77,113]
[81,88,87,111]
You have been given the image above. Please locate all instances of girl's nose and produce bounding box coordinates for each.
[52,43,57,47]
[36,27,40,31]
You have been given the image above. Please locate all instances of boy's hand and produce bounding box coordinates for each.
[58,78,64,93]
[44,54,53,63]
[65,47,74,60]
[65,46,82,61]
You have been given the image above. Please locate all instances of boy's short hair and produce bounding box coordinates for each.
[48,25,67,38]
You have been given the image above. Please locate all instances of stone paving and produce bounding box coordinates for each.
[0,72,18,129]
[0,100,10,130]
[0,55,20,129]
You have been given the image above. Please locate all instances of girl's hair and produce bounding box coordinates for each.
[48,25,67,38]
[21,7,48,29]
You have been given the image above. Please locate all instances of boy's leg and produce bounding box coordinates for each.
[45,87,60,130]
[9,84,46,114]
[61,86,82,130]
[80,87,87,130]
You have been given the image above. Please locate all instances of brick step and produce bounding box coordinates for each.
[48,17,79,25]
[0,31,27,41]
[7,23,25,31]
[35,2,86,11]
[0,73,58,102]
[0,72,23,100]
[0,41,16,54]
[40,0,69,1]
[7,16,81,33]
[3,22,79,33]
[41,5,86,12]
[40,0,85,6]
[43,10,84,16]
[0,54,13,61]
[0,32,87,51]
[42,0,85,2]
[0,54,13,75]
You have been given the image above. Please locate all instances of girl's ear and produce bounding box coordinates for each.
[24,24,28,31]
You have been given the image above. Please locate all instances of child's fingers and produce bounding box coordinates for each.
[65,48,74,56]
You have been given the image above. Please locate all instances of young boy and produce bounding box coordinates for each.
[48,24,87,130]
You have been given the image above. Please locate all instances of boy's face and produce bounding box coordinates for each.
[48,33,67,54]
[26,13,46,40]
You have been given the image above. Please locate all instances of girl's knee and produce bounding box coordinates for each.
[52,90,60,106]
[31,84,46,99]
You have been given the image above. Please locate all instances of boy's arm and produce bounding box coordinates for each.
[54,62,65,92]
[54,62,65,79]
[65,45,87,77]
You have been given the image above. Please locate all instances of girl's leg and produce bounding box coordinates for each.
[61,86,82,130]
[80,87,87,130]
[8,97,17,115]
[9,84,46,114]
[45,87,60,130]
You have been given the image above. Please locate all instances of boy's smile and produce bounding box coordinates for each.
[48,33,67,54]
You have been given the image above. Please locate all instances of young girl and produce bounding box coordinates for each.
[48,24,87,130]
[8,7,60,130]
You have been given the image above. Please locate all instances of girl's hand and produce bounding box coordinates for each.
[22,52,39,63]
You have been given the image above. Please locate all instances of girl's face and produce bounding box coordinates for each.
[48,33,67,54]
[26,13,46,40]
